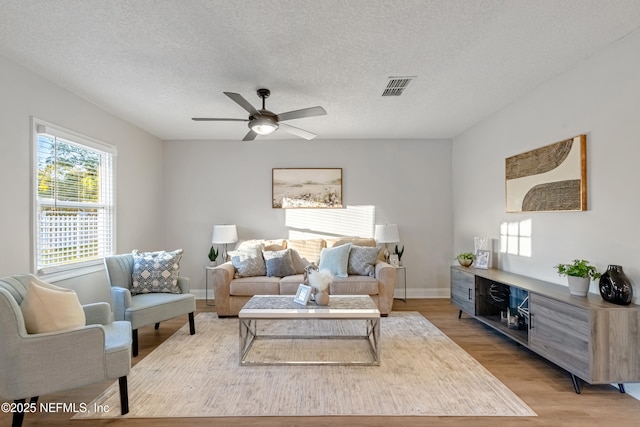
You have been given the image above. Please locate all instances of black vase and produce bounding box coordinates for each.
[599,265,633,305]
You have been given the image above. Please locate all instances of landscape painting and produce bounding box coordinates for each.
[272,168,342,208]
[505,135,586,212]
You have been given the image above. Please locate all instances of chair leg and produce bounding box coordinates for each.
[12,399,25,427]
[12,397,36,427]
[132,329,139,357]
[154,322,160,330]
[189,312,195,335]
[118,376,129,415]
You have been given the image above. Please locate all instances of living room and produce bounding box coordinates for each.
[1,1,640,425]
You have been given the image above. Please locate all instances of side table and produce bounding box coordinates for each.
[205,265,216,306]
[394,265,406,302]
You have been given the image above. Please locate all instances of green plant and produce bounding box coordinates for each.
[394,244,405,261]
[208,245,219,262]
[456,252,474,261]
[554,259,601,280]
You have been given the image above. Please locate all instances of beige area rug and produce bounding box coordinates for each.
[74,312,536,418]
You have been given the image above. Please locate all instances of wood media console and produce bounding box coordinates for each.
[451,265,640,393]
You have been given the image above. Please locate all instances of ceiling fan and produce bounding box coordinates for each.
[192,88,327,141]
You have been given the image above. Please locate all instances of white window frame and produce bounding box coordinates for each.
[32,118,117,281]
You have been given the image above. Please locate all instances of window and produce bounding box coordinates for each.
[33,120,116,276]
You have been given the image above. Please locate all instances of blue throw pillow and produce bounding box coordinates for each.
[318,243,352,278]
[263,249,296,277]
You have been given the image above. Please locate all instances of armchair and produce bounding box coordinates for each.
[0,274,131,427]
[104,253,196,356]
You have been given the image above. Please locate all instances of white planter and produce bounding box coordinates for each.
[567,276,590,296]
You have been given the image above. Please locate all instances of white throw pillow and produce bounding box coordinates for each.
[20,279,86,334]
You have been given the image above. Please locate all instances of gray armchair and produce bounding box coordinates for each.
[0,274,131,427]
[104,253,196,357]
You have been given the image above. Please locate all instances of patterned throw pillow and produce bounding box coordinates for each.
[131,249,183,295]
[229,242,266,278]
[263,249,297,277]
[348,245,381,277]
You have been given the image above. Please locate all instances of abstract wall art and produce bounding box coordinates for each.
[505,135,586,212]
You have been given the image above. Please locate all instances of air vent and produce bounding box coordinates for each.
[382,76,415,96]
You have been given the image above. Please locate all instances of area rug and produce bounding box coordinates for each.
[74,312,536,418]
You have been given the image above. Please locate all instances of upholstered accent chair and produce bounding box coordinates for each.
[0,274,131,427]
[104,253,196,357]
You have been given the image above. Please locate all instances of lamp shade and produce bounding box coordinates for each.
[212,224,238,244]
[374,224,400,244]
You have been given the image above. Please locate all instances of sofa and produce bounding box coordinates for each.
[210,237,396,317]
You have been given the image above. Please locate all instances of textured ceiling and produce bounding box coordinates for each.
[1,0,640,141]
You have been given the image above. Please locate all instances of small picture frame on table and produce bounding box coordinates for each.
[294,284,312,305]
[474,250,491,269]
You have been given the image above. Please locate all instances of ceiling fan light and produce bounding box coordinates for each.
[250,117,278,135]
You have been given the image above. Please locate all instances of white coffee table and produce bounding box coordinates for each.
[238,295,381,366]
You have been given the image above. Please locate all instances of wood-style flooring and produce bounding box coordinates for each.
[3,298,640,426]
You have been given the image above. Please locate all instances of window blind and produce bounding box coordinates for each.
[35,123,115,274]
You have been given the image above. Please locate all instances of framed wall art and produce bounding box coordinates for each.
[505,135,586,212]
[272,168,342,208]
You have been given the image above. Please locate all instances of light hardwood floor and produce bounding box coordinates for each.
[3,298,640,426]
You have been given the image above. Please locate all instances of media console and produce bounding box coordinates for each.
[451,265,640,393]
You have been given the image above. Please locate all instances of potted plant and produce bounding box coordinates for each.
[456,252,474,267]
[208,246,219,265]
[553,259,601,296]
[394,245,405,266]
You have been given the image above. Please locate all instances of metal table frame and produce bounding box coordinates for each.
[238,295,381,366]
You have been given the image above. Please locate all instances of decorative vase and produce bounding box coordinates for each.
[567,275,590,296]
[599,265,633,305]
[315,291,330,306]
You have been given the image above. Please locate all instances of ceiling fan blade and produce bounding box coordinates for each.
[191,118,249,121]
[242,129,258,141]
[279,123,317,140]
[277,106,327,122]
[224,92,259,115]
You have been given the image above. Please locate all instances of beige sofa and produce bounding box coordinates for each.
[210,237,396,316]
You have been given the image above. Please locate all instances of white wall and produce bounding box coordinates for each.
[162,138,453,299]
[452,29,640,299]
[0,55,165,303]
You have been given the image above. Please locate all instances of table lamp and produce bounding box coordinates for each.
[374,224,400,262]
[212,224,238,262]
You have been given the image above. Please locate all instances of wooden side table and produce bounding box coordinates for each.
[394,266,406,302]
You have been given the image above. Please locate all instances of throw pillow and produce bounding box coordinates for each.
[21,279,86,334]
[263,249,297,277]
[318,243,352,278]
[289,248,311,274]
[348,245,381,277]
[229,242,266,278]
[131,249,183,295]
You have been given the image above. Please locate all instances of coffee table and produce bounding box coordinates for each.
[238,295,381,366]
